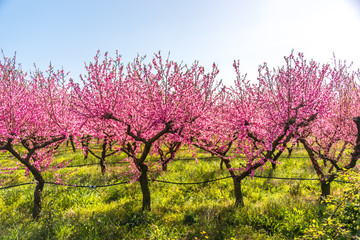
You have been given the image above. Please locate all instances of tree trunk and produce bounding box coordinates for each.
[271,162,277,170]
[33,177,45,220]
[24,161,46,220]
[100,138,108,174]
[233,176,244,207]
[221,157,244,207]
[81,136,90,160]
[20,159,46,220]
[139,165,151,211]
[220,159,224,170]
[162,162,168,171]
[66,135,76,152]
[84,149,89,160]
[100,158,106,174]
[287,147,293,158]
[320,180,331,199]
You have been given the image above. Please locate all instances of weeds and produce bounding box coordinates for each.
[0,147,350,239]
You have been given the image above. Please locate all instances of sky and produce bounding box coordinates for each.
[0,0,360,86]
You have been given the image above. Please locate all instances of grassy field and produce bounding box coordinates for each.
[0,146,346,239]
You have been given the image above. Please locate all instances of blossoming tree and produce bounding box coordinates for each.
[213,52,333,206]
[71,52,222,210]
[0,54,72,219]
[298,59,360,198]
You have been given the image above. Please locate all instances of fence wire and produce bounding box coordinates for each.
[0,146,352,190]
[1,155,314,172]
[0,174,349,190]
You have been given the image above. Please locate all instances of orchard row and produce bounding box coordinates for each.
[1,51,360,219]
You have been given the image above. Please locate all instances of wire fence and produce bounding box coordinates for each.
[0,145,310,160]
[0,182,36,190]
[0,154,315,172]
[0,145,353,191]
[0,173,349,191]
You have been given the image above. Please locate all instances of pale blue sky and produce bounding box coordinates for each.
[1,0,360,85]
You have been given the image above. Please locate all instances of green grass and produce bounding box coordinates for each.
[0,146,348,239]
